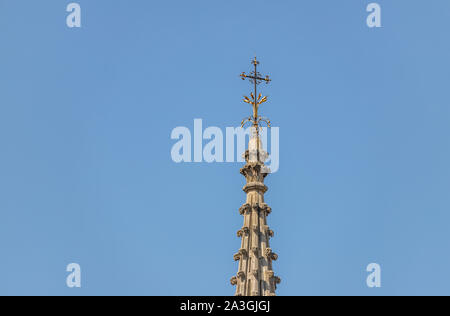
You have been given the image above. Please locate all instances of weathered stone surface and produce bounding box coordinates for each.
[231,133,280,296]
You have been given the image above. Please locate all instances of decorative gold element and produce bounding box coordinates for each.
[239,57,272,131]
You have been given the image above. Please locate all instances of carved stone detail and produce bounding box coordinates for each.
[233,248,248,261]
[265,248,278,261]
[239,203,251,215]
[236,226,250,237]
[240,162,268,183]
[265,270,274,279]
[260,203,272,216]
[274,276,281,284]
[230,276,238,286]
[263,225,274,238]
[243,182,268,194]
[265,270,281,291]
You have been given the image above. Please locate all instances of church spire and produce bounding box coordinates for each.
[231,58,281,296]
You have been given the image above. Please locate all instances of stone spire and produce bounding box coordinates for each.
[230,58,280,296]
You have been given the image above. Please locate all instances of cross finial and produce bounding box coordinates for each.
[240,57,271,130]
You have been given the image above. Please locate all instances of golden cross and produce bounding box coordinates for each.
[240,57,271,129]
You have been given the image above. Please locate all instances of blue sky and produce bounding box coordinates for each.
[1,0,450,295]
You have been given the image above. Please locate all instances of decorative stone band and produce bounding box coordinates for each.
[239,202,272,216]
[240,163,268,183]
[243,181,268,194]
[240,161,264,172]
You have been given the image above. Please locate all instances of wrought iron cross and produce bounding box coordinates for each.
[240,57,271,130]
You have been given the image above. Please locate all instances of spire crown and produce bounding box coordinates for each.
[240,57,272,131]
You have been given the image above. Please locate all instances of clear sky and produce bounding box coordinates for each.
[1,0,450,296]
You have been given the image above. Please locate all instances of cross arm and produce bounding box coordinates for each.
[240,72,271,83]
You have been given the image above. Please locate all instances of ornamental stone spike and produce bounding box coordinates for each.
[231,58,280,296]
